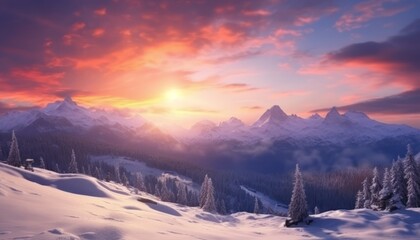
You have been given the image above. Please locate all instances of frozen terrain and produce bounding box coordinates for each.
[90,155,199,192]
[1,162,420,240]
[240,185,288,215]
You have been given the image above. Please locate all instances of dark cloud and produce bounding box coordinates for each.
[242,105,263,110]
[312,89,420,115]
[327,18,420,87]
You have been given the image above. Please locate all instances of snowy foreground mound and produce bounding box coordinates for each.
[1,163,420,240]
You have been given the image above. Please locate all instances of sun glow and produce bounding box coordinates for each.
[165,89,181,101]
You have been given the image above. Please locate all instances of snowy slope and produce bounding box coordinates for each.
[240,185,288,215]
[90,155,199,192]
[1,163,420,240]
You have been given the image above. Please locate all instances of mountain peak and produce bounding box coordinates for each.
[253,105,288,127]
[309,113,323,121]
[325,107,341,119]
[219,117,244,129]
[63,96,77,106]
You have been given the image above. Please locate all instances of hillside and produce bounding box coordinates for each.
[1,163,420,240]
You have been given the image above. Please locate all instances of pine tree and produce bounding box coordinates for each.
[288,164,308,222]
[7,131,21,167]
[203,178,217,213]
[39,157,46,169]
[390,159,406,207]
[254,197,260,214]
[362,178,371,209]
[67,149,78,173]
[135,173,145,191]
[87,164,92,176]
[176,184,188,205]
[55,163,61,173]
[404,144,420,208]
[379,168,393,210]
[114,166,121,183]
[355,190,363,209]
[122,172,129,186]
[94,167,102,180]
[199,174,209,208]
[0,145,3,161]
[220,199,227,215]
[160,180,174,201]
[314,206,320,214]
[370,167,382,209]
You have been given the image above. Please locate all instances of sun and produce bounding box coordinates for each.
[165,89,180,101]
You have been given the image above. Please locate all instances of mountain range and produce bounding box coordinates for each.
[0,98,419,172]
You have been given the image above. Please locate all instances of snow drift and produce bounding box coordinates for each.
[1,163,420,240]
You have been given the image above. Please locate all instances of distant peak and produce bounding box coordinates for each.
[252,105,288,127]
[309,113,323,120]
[326,107,340,117]
[63,96,77,105]
[269,105,282,112]
[323,107,345,124]
[344,110,370,120]
[220,117,244,128]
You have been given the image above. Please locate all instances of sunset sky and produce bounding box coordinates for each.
[0,0,419,127]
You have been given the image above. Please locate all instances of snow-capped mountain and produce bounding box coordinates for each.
[185,105,420,145]
[0,96,146,132]
[252,105,289,127]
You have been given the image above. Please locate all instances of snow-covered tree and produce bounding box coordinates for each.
[67,149,78,173]
[219,199,227,215]
[55,163,61,173]
[370,167,382,209]
[314,206,320,214]
[390,159,406,207]
[121,172,129,186]
[81,166,86,175]
[87,164,92,176]
[199,174,209,208]
[39,157,46,169]
[0,145,3,161]
[7,131,21,167]
[362,178,371,209]
[94,167,102,180]
[379,168,393,210]
[202,178,217,213]
[114,166,121,183]
[176,184,188,205]
[254,197,260,214]
[160,180,174,202]
[288,164,308,222]
[404,144,420,208]
[135,172,145,191]
[355,190,364,209]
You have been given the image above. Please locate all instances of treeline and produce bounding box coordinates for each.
[0,131,404,214]
[354,144,420,210]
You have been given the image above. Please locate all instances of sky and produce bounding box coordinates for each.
[0,0,419,128]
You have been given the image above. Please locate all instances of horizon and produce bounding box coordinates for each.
[2,95,420,130]
[1,0,419,128]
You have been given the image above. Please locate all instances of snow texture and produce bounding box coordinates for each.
[1,163,420,240]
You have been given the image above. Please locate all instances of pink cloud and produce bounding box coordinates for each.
[92,28,105,37]
[72,22,86,31]
[94,8,107,16]
[335,0,408,32]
